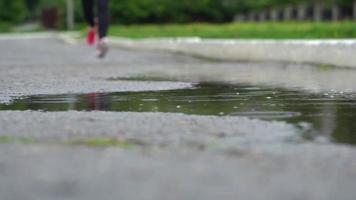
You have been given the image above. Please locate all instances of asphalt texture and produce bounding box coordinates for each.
[1,34,356,200]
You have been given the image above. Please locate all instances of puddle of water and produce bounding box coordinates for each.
[1,83,356,145]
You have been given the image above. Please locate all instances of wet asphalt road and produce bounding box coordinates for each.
[1,34,356,200]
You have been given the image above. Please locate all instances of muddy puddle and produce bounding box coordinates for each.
[1,83,356,145]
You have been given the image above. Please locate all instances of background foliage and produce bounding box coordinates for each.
[0,0,355,25]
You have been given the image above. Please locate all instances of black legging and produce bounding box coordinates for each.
[82,0,110,39]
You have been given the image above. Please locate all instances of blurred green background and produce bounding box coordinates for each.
[0,0,355,38]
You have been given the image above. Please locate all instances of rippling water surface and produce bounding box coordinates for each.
[1,83,356,144]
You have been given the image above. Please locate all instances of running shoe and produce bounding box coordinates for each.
[86,27,97,46]
[96,38,109,58]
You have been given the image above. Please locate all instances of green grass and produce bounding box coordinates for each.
[65,137,136,148]
[3,21,355,39]
[0,22,45,33]
[109,21,356,39]
[0,23,12,33]
[0,135,137,148]
[0,136,36,144]
[315,63,338,71]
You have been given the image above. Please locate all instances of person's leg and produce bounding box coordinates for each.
[97,0,110,39]
[96,0,110,58]
[82,0,95,27]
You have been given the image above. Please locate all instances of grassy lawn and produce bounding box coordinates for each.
[109,21,356,39]
[0,22,44,33]
[0,23,12,33]
[2,21,355,39]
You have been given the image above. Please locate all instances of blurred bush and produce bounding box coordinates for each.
[245,0,354,10]
[0,0,29,23]
[111,0,241,24]
[0,0,355,26]
[96,0,356,24]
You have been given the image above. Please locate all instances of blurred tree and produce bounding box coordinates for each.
[109,0,356,24]
[1,0,355,25]
[0,0,29,23]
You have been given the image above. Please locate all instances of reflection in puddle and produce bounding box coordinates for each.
[229,111,302,119]
[1,83,356,145]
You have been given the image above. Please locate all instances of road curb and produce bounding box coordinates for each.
[109,37,356,68]
[8,32,355,68]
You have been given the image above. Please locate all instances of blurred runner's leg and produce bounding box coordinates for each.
[82,0,97,45]
[96,0,110,58]
[97,0,110,39]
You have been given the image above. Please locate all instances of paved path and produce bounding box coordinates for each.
[0,35,194,103]
[1,34,356,200]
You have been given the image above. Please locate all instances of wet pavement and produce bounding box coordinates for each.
[1,83,356,145]
[1,34,356,200]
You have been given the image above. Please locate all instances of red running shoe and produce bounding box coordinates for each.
[86,27,96,46]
